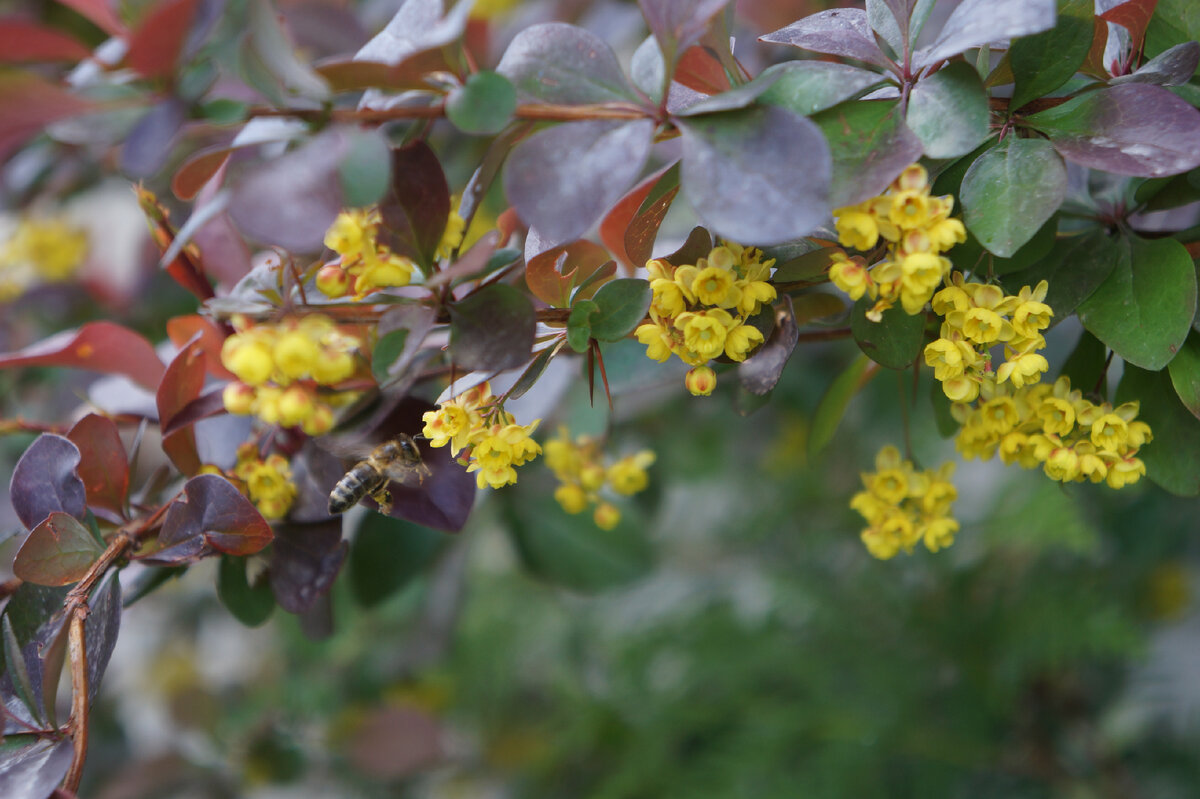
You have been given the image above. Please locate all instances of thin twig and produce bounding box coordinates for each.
[61,614,88,793]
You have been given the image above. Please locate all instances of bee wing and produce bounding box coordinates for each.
[382,460,431,486]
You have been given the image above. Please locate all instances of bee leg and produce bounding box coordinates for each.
[371,487,393,515]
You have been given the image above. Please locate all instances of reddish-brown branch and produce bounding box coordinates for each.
[245,100,652,125]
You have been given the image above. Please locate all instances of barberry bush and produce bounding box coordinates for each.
[2,0,1200,794]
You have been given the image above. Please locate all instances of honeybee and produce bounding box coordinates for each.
[328,434,430,515]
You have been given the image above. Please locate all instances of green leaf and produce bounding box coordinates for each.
[1,615,43,726]
[809,355,871,458]
[567,299,598,353]
[338,127,390,209]
[1117,364,1200,496]
[677,105,832,244]
[503,493,655,593]
[449,283,536,371]
[758,60,886,117]
[508,341,565,401]
[1061,329,1108,398]
[851,298,926,369]
[446,71,517,135]
[588,279,652,342]
[1009,0,1094,111]
[198,98,248,125]
[930,376,958,438]
[12,512,104,586]
[1168,330,1200,419]
[371,328,409,385]
[217,555,275,627]
[1077,234,1196,370]
[348,515,445,608]
[1001,229,1120,319]
[953,214,1057,277]
[960,137,1067,257]
[906,62,989,158]
[811,100,923,208]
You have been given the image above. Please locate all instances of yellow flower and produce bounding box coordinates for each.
[692,265,741,308]
[1090,413,1129,452]
[1036,397,1075,436]
[922,516,959,553]
[437,209,465,260]
[736,277,777,316]
[828,252,872,301]
[593,502,621,530]
[422,404,478,455]
[222,338,274,386]
[554,483,588,514]
[324,209,372,259]
[888,189,932,230]
[833,206,880,251]
[608,451,655,495]
[1106,456,1145,489]
[723,322,764,362]
[996,349,1048,388]
[650,277,688,317]
[635,317,676,363]
[234,449,296,520]
[273,330,320,379]
[675,309,733,360]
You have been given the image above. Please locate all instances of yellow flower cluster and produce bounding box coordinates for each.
[543,428,655,530]
[924,274,1053,403]
[421,382,542,490]
[952,375,1152,489]
[830,164,966,320]
[318,205,465,300]
[850,446,959,560]
[635,241,777,387]
[221,314,361,435]
[0,216,88,301]
[231,444,297,519]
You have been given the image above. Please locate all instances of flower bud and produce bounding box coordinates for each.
[273,330,320,380]
[276,384,315,427]
[593,502,621,530]
[580,463,607,492]
[222,382,256,415]
[316,264,351,298]
[685,365,716,397]
[223,340,274,386]
[302,402,335,436]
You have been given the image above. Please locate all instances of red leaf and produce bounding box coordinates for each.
[1100,0,1157,60]
[314,50,452,93]
[0,20,90,63]
[0,321,164,391]
[157,338,207,476]
[66,414,129,520]
[55,0,126,36]
[136,184,215,299]
[13,512,103,587]
[599,162,679,270]
[524,236,613,308]
[0,71,96,161]
[172,146,232,200]
[1081,16,1111,78]
[675,44,732,95]
[167,315,234,380]
[125,0,202,79]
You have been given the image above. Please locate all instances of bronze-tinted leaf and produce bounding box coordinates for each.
[377,141,451,270]
[0,322,165,392]
[639,0,730,69]
[157,338,207,477]
[149,474,273,563]
[525,237,614,308]
[67,414,129,519]
[0,21,90,63]
[125,0,203,79]
[13,513,103,587]
[600,162,681,270]
[0,70,96,161]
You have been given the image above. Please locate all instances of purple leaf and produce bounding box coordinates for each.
[121,97,186,178]
[505,119,655,246]
[355,0,472,66]
[449,284,535,372]
[269,520,346,613]
[84,573,121,705]
[378,141,451,268]
[496,22,640,104]
[10,435,86,530]
[639,0,730,67]
[1025,84,1200,177]
[678,105,831,244]
[0,738,74,798]
[1112,41,1200,86]
[914,0,1057,68]
[228,127,348,252]
[761,9,894,71]
[739,296,799,395]
[148,474,273,564]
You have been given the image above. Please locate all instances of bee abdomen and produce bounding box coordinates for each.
[329,463,386,514]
